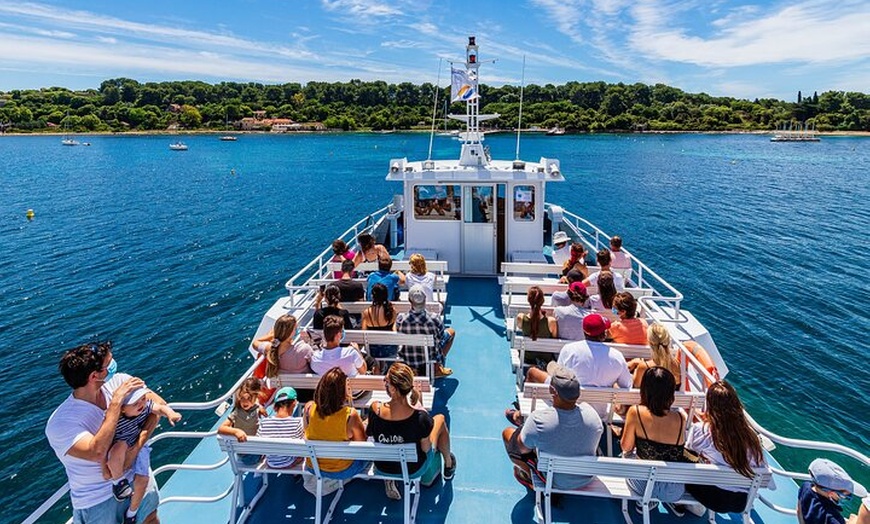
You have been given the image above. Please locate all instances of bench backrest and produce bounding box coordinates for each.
[501,262,563,277]
[327,260,449,274]
[522,383,705,411]
[275,373,432,393]
[310,276,448,292]
[339,301,444,316]
[512,336,650,359]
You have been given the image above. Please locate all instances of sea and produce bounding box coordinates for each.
[1,132,867,522]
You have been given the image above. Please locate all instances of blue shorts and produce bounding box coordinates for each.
[72,472,159,524]
[438,330,453,352]
[132,445,151,477]
[320,459,371,481]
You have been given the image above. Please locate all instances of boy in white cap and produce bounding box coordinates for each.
[105,386,181,523]
[798,458,868,524]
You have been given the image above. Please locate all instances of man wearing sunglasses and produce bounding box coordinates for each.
[46,342,161,524]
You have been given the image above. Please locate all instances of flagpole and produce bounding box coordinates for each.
[515,55,526,161]
[427,58,443,161]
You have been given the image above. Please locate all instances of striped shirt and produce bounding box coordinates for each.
[257,416,304,468]
[114,400,153,446]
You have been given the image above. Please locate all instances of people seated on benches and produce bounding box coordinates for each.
[517,286,559,340]
[331,239,356,278]
[607,292,648,345]
[303,368,369,483]
[583,249,625,291]
[620,367,688,513]
[335,259,365,302]
[353,232,389,268]
[362,283,397,359]
[798,458,868,524]
[405,253,436,302]
[553,282,591,341]
[609,235,631,272]
[627,323,680,388]
[366,256,405,301]
[314,285,353,330]
[366,363,456,500]
[551,231,571,267]
[253,314,313,401]
[551,269,585,307]
[502,364,603,490]
[310,315,370,377]
[587,271,617,312]
[684,381,775,514]
[560,242,589,281]
[397,285,454,378]
[218,378,266,454]
[257,387,304,469]
[526,314,632,417]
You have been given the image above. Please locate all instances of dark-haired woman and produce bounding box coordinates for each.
[362,283,397,359]
[621,367,687,509]
[353,233,389,268]
[303,368,368,480]
[588,271,617,312]
[330,239,356,278]
[516,286,559,341]
[313,285,352,330]
[559,242,589,280]
[684,381,774,513]
[607,292,648,345]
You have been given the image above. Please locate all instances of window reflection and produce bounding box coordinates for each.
[413,185,461,220]
[468,186,494,223]
[513,185,535,221]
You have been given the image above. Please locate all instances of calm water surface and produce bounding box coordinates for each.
[1,132,867,521]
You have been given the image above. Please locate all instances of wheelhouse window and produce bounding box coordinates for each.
[513,185,535,221]
[413,185,461,220]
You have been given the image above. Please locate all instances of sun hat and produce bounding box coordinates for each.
[124,387,149,406]
[809,459,868,497]
[582,313,611,337]
[408,285,427,308]
[274,387,298,403]
[553,231,569,245]
[546,362,580,401]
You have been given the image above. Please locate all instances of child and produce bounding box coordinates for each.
[219,378,266,466]
[798,458,867,524]
[256,387,304,468]
[106,386,181,524]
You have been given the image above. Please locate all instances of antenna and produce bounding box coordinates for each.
[427,58,443,161]
[515,55,526,161]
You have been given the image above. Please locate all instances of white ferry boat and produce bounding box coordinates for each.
[26,37,867,524]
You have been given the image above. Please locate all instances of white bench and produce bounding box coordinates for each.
[218,436,421,524]
[533,454,771,524]
[327,260,448,275]
[339,301,444,317]
[310,276,450,292]
[510,337,649,384]
[301,330,437,379]
[273,373,434,410]
[501,262,564,279]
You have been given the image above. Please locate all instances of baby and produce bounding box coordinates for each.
[106,386,181,524]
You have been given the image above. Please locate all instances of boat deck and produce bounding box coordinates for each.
[156,276,800,523]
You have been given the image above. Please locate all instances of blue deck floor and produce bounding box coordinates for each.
[156,276,798,523]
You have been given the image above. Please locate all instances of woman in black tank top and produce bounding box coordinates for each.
[362,283,396,358]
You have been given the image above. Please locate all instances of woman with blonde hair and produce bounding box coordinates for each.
[627,323,681,388]
[405,253,436,301]
[366,363,455,498]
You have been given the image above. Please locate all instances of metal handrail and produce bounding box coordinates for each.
[153,457,228,476]
[746,411,870,466]
[159,484,234,506]
[167,357,263,411]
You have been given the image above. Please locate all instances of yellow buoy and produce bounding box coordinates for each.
[26,209,34,220]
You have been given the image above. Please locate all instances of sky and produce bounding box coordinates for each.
[0,0,868,101]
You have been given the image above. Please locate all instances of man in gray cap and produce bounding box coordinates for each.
[396,284,456,377]
[502,364,602,490]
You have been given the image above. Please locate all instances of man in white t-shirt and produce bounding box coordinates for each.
[583,249,626,291]
[310,315,367,377]
[45,341,161,524]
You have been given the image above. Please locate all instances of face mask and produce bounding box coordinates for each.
[103,358,118,382]
[612,307,619,316]
[340,331,346,344]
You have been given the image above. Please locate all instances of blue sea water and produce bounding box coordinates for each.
[1,132,867,522]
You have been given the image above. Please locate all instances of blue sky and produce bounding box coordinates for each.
[0,0,868,101]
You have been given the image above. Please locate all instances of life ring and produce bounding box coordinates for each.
[680,341,720,390]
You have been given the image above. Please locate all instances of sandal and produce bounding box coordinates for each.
[504,408,524,428]
[384,480,401,500]
[443,453,457,481]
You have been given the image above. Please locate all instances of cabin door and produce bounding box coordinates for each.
[462,185,496,274]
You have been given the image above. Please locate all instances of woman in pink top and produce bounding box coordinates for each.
[253,314,314,376]
[330,239,356,278]
[607,292,648,345]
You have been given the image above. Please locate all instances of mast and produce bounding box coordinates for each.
[457,36,488,167]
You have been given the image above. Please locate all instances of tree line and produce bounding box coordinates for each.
[0,78,867,133]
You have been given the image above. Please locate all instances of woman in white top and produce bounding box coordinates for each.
[405,253,436,302]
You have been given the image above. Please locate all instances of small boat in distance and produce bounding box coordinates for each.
[219,136,238,141]
[546,126,565,135]
[169,142,189,151]
[61,137,79,146]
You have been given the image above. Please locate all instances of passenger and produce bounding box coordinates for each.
[551,231,571,267]
[366,363,456,499]
[553,282,591,341]
[684,381,775,513]
[366,255,406,301]
[551,269,585,307]
[331,239,356,278]
[587,271,617,311]
[608,292,649,345]
[583,249,626,291]
[105,384,181,524]
[310,315,368,377]
[798,458,867,524]
[335,259,365,303]
[362,283,397,359]
[253,314,313,375]
[525,314,631,417]
[257,387,304,469]
[353,232,389,267]
[396,285,455,378]
[218,378,265,451]
[621,367,688,511]
[516,286,558,340]
[405,253,436,302]
[46,342,160,524]
[313,284,353,330]
[609,235,631,272]
[627,323,681,388]
[502,364,602,490]
[303,368,368,482]
[560,242,589,280]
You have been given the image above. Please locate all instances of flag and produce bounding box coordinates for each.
[451,68,479,102]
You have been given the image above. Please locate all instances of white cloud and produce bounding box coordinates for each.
[96,36,117,44]
[320,0,402,19]
[529,0,586,44]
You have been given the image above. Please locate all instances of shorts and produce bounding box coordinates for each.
[506,427,537,464]
[132,445,151,477]
[320,459,371,481]
[438,330,453,352]
[73,472,159,524]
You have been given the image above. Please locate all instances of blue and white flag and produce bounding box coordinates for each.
[451,68,479,102]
